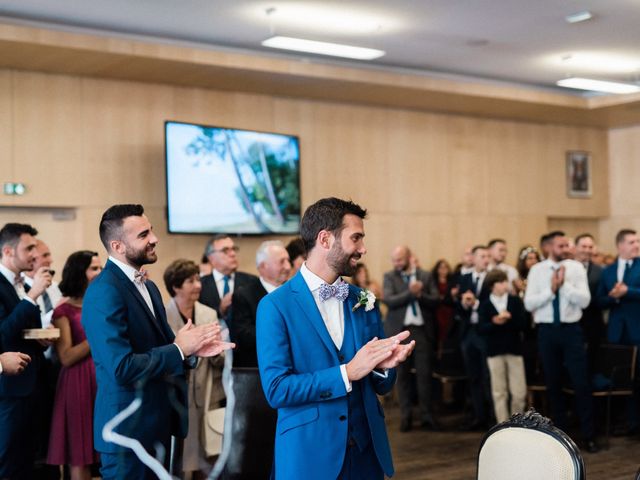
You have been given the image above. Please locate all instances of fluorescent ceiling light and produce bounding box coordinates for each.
[262,36,385,60]
[557,77,640,94]
[560,52,640,74]
[565,11,593,24]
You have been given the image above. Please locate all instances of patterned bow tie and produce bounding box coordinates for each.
[133,269,148,284]
[319,281,349,302]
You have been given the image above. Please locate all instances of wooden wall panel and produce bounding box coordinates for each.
[0,68,613,291]
[0,71,13,207]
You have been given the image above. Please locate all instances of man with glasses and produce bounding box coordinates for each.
[199,234,258,319]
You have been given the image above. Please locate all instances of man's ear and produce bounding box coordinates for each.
[0,244,14,260]
[317,230,333,250]
[109,239,124,255]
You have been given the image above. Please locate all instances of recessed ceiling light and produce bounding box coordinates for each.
[565,11,593,24]
[262,36,385,60]
[557,77,640,94]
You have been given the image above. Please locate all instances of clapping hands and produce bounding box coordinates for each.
[174,320,235,358]
[346,331,415,381]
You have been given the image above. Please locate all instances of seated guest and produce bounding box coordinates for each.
[164,259,227,479]
[230,241,291,367]
[47,250,103,480]
[285,236,305,277]
[0,223,54,479]
[430,259,456,350]
[199,234,258,319]
[350,262,383,301]
[478,269,527,424]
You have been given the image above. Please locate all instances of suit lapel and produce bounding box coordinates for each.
[290,273,338,358]
[105,261,168,340]
[345,286,364,351]
[0,273,20,306]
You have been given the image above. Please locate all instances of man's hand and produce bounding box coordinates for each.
[174,319,221,356]
[35,324,58,347]
[408,280,423,296]
[376,331,415,370]
[195,339,235,357]
[551,266,565,293]
[27,267,52,301]
[219,292,233,315]
[461,291,476,309]
[0,352,31,375]
[346,335,403,382]
[492,311,511,325]
[609,282,629,299]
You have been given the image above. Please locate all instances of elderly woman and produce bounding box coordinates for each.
[164,259,226,480]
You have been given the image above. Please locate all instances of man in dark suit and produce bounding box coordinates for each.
[230,240,291,368]
[456,244,492,430]
[574,233,604,374]
[199,234,258,319]
[0,223,54,479]
[596,228,640,432]
[384,245,439,432]
[82,204,229,479]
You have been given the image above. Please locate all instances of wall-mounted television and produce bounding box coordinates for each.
[165,121,301,235]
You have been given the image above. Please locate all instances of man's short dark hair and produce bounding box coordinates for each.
[99,204,145,250]
[616,229,637,245]
[300,198,367,253]
[575,233,594,246]
[485,269,508,291]
[471,245,487,255]
[547,230,565,241]
[286,237,306,261]
[487,239,506,249]
[0,223,38,257]
[205,234,232,256]
[539,233,551,247]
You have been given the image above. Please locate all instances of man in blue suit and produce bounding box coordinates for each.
[257,197,415,480]
[596,228,640,432]
[83,204,230,479]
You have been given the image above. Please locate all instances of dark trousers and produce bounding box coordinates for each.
[0,394,37,479]
[538,323,594,440]
[100,439,171,480]
[338,440,383,480]
[617,325,640,429]
[397,325,433,423]
[460,327,491,422]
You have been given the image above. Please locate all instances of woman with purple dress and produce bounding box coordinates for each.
[47,250,102,480]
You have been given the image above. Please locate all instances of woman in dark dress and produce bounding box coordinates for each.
[430,259,457,351]
[47,251,102,480]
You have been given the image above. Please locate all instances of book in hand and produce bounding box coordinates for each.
[22,328,60,340]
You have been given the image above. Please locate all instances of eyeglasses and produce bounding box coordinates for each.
[212,246,240,255]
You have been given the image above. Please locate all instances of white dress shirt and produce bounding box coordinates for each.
[259,277,278,294]
[468,270,486,324]
[617,258,633,283]
[213,269,235,298]
[299,263,351,392]
[402,269,425,327]
[0,263,36,306]
[523,258,590,324]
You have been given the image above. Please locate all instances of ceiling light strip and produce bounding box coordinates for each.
[262,36,385,60]
[557,77,640,94]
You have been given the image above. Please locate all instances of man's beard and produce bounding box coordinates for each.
[125,243,157,268]
[327,241,361,277]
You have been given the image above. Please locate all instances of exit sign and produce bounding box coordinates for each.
[3,183,26,195]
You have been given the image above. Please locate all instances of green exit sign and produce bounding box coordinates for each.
[3,183,26,195]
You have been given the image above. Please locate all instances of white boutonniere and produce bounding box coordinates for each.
[352,289,376,312]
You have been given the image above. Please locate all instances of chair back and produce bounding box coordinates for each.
[593,344,637,390]
[216,367,277,480]
[477,410,584,480]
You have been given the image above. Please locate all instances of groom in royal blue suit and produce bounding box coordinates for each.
[257,198,415,480]
[83,204,231,479]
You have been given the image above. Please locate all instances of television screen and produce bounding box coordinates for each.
[165,121,301,235]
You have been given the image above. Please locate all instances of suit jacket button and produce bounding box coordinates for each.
[338,355,345,362]
[339,415,347,421]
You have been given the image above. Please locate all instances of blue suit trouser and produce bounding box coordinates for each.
[338,440,383,480]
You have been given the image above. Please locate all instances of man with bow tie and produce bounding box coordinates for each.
[257,197,414,480]
[82,204,232,479]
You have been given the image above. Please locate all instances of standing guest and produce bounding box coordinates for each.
[574,234,605,376]
[457,245,492,430]
[524,231,598,452]
[478,269,527,424]
[384,246,439,432]
[164,259,228,479]
[453,246,474,283]
[199,235,258,319]
[596,229,640,434]
[351,262,383,301]
[539,233,553,260]
[285,237,306,277]
[0,223,54,479]
[230,241,290,368]
[0,350,31,376]
[257,197,414,480]
[22,238,63,480]
[199,254,212,277]
[430,259,456,349]
[83,204,231,479]
[515,245,541,293]
[487,239,520,293]
[47,250,103,480]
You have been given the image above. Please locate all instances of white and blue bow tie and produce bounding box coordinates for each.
[319,281,349,302]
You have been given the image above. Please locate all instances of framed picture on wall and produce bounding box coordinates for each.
[566,150,591,198]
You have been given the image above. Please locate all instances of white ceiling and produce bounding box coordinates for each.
[1,0,640,93]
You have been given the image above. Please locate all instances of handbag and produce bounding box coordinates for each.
[202,366,226,457]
